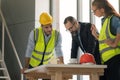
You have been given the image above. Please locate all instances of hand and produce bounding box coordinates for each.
[57,59,64,64]
[57,57,64,64]
[21,68,28,74]
[105,39,117,48]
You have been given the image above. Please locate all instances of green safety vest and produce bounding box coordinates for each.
[29,27,59,67]
[99,15,120,64]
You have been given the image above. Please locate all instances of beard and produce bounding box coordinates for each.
[71,31,77,36]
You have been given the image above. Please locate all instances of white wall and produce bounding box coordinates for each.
[35,0,50,28]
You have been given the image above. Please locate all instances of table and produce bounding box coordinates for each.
[45,64,107,80]
[24,64,107,80]
[24,65,71,80]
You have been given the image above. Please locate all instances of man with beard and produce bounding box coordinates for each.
[64,16,101,64]
[22,12,64,80]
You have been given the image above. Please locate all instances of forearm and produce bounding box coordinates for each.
[112,34,120,47]
[21,57,30,74]
[24,57,30,68]
[91,24,99,40]
[94,32,99,40]
[105,34,120,47]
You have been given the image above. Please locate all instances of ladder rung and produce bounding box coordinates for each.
[0,51,10,80]
[0,60,3,62]
[0,76,9,79]
[0,68,6,70]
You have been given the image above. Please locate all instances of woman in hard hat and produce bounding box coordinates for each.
[91,0,120,80]
[64,16,101,64]
[22,12,64,80]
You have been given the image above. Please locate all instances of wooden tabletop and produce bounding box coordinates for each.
[24,64,107,80]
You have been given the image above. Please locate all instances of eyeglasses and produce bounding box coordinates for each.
[92,8,98,13]
[66,22,75,31]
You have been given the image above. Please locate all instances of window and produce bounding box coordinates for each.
[60,0,77,64]
[60,0,77,79]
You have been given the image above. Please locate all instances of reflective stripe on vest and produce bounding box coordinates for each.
[99,16,120,63]
[30,27,58,67]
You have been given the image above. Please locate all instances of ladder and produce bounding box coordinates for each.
[0,50,11,80]
[0,0,23,80]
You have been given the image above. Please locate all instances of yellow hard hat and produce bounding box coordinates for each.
[39,12,53,25]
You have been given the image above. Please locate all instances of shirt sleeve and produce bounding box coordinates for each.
[25,30,35,57]
[111,16,120,34]
[54,32,63,57]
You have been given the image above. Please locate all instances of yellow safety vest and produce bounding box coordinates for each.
[99,16,120,64]
[29,27,59,67]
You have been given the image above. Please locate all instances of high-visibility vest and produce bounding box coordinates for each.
[29,27,59,67]
[99,15,120,64]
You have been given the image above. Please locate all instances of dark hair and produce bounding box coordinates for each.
[92,0,120,17]
[64,16,76,24]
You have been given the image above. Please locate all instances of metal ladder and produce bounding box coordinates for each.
[0,0,24,79]
[0,1,23,79]
[0,50,11,80]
